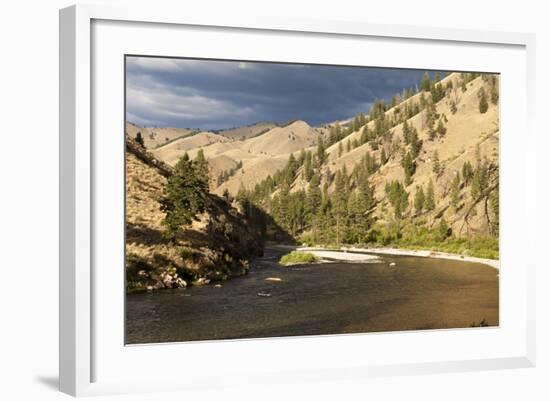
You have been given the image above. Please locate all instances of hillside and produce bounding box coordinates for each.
[125,122,196,149]
[218,121,277,141]
[151,131,230,165]
[307,73,499,237]
[125,71,500,257]
[149,120,321,195]
[125,136,263,292]
[236,72,500,254]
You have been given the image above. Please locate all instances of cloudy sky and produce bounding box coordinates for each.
[126,56,429,130]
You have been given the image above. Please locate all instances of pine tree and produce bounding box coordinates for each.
[222,188,231,203]
[401,152,415,186]
[160,153,209,241]
[306,173,322,220]
[338,141,343,157]
[425,179,436,211]
[435,218,450,241]
[346,140,351,153]
[414,185,425,214]
[451,172,461,209]
[436,119,447,137]
[410,127,422,158]
[135,132,145,147]
[402,120,411,144]
[303,150,314,182]
[478,87,489,113]
[420,72,431,92]
[462,161,474,184]
[316,136,326,165]
[333,170,349,245]
[194,149,209,181]
[432,150,441,175]
[489,189,499,235]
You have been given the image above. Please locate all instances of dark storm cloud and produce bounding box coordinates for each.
[126,57,427,130]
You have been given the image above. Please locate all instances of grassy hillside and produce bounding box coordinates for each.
[125,122,197,149]
[125,137,264,293]
[235,72,500,257]
[126,71,500,259]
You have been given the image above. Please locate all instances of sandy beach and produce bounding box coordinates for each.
[292,246,499,270]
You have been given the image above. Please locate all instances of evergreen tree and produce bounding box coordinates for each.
[425,179,436,211]
[462,161,474,184]
[432,150,441,175]
[316,136,327,165]
[402,120,411,144]
[410,127,422,158]
[160,153,209,241]
[385,180,409,219]
[303,150,314,182]
[194,149,209,181]
[333,170,349,245]
[471,160,488,200]
[135,132,145,147]
[306,173,322,220]
[435,218,451,241]
[222,188,231,203]
[478,87,489,113]
[414,185,425,214]
[401,151,416,186]
[436,119,447,137]
[346,140,351,153]
[338,141,343,157]
[420,72,431,91]
[489,189,499,235]
[451,172,461,209]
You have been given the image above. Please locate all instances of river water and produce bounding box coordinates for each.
[126,248,499,344]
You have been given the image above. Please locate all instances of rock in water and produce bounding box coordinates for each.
[389,262,396,267]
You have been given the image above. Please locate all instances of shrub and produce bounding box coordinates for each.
[279,251,319,266]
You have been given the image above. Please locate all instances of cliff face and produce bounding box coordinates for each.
[125,138,263,292]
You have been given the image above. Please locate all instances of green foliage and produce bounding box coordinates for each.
[316,136,327,165]
[414,186,425,214]
[420,72,431,92]
[451,172,461,209]
[279,251,319,266]
[160,152,209,241]
[217,160,243,186]
[367,221,498,259]
[401,152,416,186]
[471,160,489,200]
[432,150,441,175]
[489,190,499,235]
[462,161,474,184]
[302,150,314,182]
[385,180,409,219]
[425,179,436,211]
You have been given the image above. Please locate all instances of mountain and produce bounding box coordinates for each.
[218,121,278,141]
[125,122,196,149]
[127,71,499,254]
[151,131,230,165]
[125,136,263,292]
[231,72,500,250]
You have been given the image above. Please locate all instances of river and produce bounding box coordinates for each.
[126,247,499,344]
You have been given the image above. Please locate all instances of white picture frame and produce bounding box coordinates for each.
[59,4,536,397]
